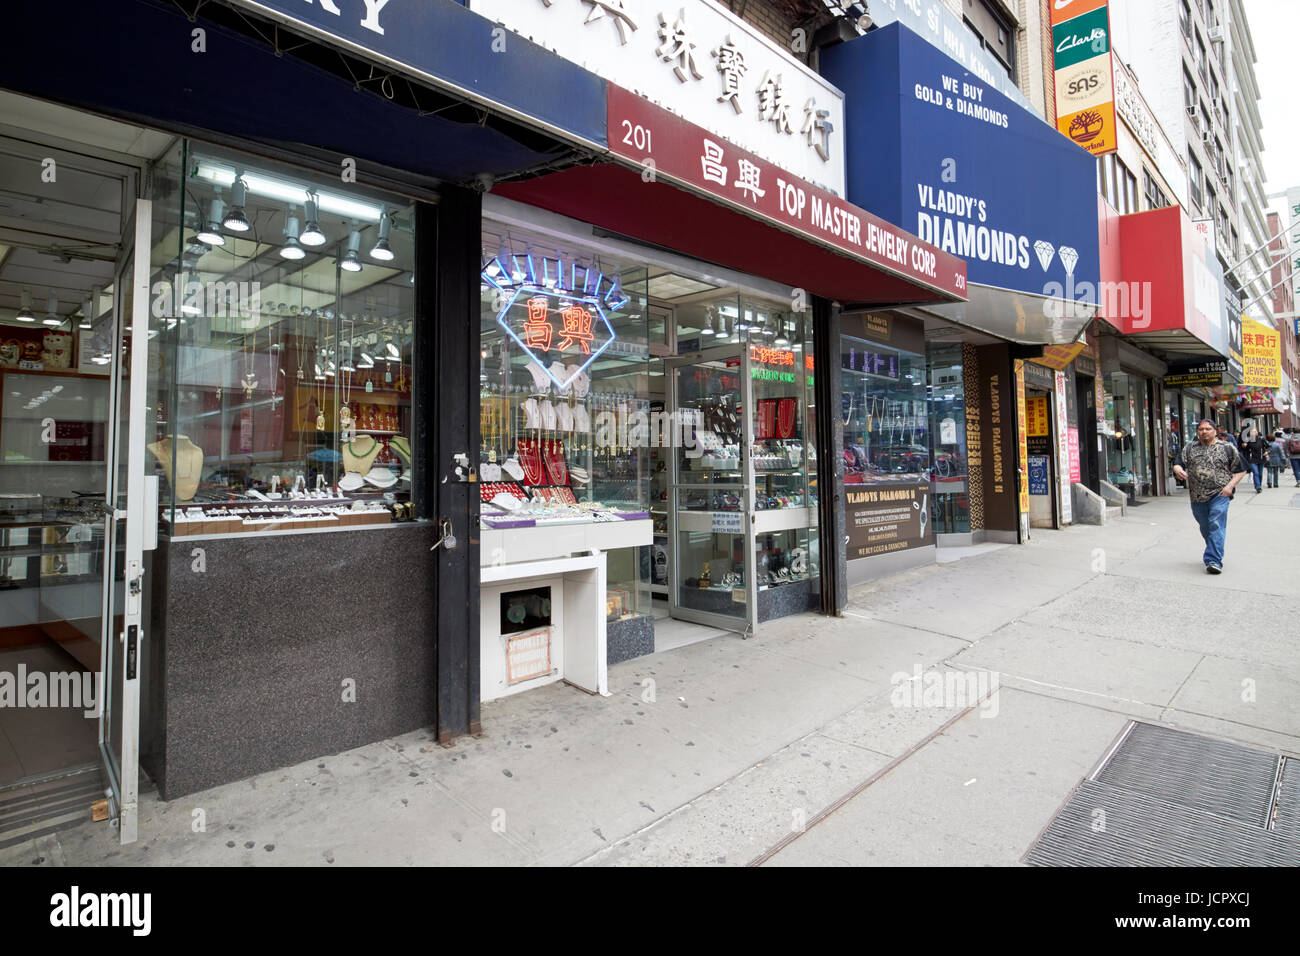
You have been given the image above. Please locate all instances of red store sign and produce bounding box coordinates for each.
[606,85,967,301]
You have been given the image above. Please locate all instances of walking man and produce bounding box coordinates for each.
[1286,428,1300,487]
[1172,419,1247,574]
[1238,423,1268,492]
[1267,431,1288,488]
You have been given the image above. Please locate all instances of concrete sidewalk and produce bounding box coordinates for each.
[5,490,1297,866]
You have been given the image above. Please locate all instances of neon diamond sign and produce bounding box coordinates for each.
[482,251,625,390]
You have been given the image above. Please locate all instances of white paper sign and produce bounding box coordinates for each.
[470,0,846,194]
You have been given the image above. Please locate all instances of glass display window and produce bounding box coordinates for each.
[841,335,929,484]
[153,145,418,535]
[1105,372,1152,497]
[927,343,970,533]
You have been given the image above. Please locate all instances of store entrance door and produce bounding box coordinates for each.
[98,200,154,844]
[666,346,757,635]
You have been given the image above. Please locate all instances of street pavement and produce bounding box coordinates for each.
[5,487,1297,866]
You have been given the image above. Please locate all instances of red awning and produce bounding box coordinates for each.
[497,162,955,307]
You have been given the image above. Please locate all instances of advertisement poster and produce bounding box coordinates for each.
[1240,315,1281,388]
[1055,370,1073,523]
[1051,0,1117,156]
[1028,456,1050,496]
[1068,428,1081,483]
[844,481,932,559]
[1014,360,1030,519]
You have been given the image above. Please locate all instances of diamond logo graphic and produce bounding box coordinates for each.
[1034,240,1056,272]
[1059,246,1079,277]
[482,253,625,391]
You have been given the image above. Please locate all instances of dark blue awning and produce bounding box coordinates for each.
[0,0,605,184]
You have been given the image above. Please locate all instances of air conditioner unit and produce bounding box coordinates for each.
[1185,105,1198,118]
[1202,128,1214,144]
[1209,24,1224,43]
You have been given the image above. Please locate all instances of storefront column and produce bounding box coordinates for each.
[812,296,846,615]
[423,187,483,741]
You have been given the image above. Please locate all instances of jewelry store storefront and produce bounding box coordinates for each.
[1,0,607,836]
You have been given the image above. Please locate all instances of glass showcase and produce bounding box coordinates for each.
[841,335,929,484]
[152,145,419,535]
[926,344,970,534]
[478,221,820,633]
[1104,371,1152,498]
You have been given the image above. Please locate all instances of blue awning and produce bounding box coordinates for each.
[0,0,605,184]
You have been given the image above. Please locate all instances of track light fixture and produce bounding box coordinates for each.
[43,292,62,327]
[196,197,227,246]
[370,211,395,261]
[300,193,327,247]
[280,212,306,260]
[16,289,35,322]
[223,177,251,232]
[700,306,715,337]
[341,228,363,273]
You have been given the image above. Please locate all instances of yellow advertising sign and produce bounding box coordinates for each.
[1240,315,1281,388]
[1027,396,1051,437]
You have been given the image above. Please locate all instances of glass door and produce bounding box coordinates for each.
[99,199,152,844]
[667,345,756,634]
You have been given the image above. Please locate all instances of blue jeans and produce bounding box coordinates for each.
[1190,494,1230,567]
[1292,459,1300,481]
[1246,462,1262,489]
[1267,465,1281,486]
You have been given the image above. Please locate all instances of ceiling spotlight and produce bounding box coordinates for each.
[280,213,306,260]
[359,351,374,367]
[43,292,62,326]
[16,289,36,322]
[385,341,400,360]
[300,193,327,247]
[223,177,251,232]
[700,306,715,337]
[80,296,94,330]
[196,198,227,245]
[370,211,395,262]
[774,316,790,347]
[341,228,363,272]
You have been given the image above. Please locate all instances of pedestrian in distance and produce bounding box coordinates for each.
[1266,431,1288,488]
[1286,428,1300,487]
[1216,424,1239,450]
[1238,423,1268,493]
[1172,419,1247,574]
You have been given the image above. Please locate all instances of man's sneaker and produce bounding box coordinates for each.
[1207,564,1223,574]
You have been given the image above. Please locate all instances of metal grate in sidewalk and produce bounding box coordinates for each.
[1025,723,1300,867]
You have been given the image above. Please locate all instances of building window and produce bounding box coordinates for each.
[1180,0,1192,39]
[1143,169,1170,210]
[1197,35,1208,82]
[1189,151,1205,209]
[1183,68,1197,117]
[962,0,1016,80]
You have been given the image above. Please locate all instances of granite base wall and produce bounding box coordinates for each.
[143,523,440,800]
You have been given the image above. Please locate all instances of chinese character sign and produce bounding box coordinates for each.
[470,0,846,192]
[1240,314,1282,388]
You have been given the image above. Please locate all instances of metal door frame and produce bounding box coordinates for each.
[665,342,758,635]
[98,198,152,844]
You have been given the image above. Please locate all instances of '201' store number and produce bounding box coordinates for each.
[621,120,652,153]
